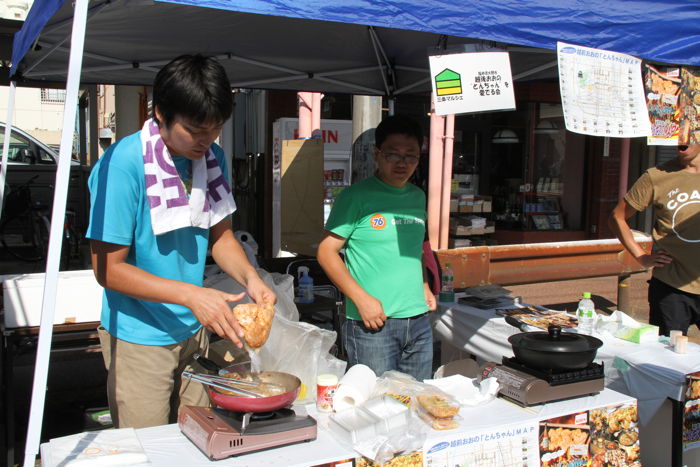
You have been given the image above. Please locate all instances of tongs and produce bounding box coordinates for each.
[182,370,262,398]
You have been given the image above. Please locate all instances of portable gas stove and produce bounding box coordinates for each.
[178,405,317,460]
[478,357,605,406]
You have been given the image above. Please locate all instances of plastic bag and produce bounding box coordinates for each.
[370,371,461,431]
[258,313,346,403]
[335,395,427,464]
[204,266,345,403]
[204,267,299,322]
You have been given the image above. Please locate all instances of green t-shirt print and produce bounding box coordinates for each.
[325,176,428,320]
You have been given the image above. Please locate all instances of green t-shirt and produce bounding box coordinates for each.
[325,176,428,320]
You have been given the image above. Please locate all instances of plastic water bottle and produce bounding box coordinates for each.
[439,263,455,303]
[296,266,314,304]
[576,292,596,335]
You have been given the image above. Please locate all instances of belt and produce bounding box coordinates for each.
[395,312,428,320]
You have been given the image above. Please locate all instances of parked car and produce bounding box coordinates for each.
[0,122,90,233]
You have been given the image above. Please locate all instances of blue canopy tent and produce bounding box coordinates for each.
[8,1,700,466]
[10,0,700,92]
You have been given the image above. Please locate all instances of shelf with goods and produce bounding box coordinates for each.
[448,195,495,248]
[519,191,564,231]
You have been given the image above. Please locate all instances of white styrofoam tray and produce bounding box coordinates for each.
[2,270,103,328]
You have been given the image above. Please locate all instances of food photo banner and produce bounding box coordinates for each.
[684,371,700,451]
[644,65,681,146]
[557,42,650,138]
[679,67,700,145]
[428,52,516,116]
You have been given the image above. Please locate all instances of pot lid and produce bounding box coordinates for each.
[508,325,603,353]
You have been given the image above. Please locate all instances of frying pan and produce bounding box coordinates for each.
[505,316,603,371]
[207,371,301,412]
[191,353,301,412]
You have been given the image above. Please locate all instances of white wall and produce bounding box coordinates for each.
[0,86,65,145]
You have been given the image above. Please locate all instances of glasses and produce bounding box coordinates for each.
[380,151,420,164]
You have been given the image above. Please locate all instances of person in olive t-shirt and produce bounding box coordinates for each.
[609,143,700,335]
[317,115,437,381]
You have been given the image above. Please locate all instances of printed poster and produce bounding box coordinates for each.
[683,370,700,451]
[428,52,516,116]
[539,410,590,466]
[644,65,681,146]
[557,42,651,138]
[679,67,700,145]
[588,402,641,466]
[423,421,539,466]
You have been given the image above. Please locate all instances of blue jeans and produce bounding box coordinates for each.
[342,314,433,381]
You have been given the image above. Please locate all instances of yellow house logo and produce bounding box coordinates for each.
[435,69,462,96]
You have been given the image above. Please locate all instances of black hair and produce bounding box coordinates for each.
[152,54,233,128]
[374,115,423,149]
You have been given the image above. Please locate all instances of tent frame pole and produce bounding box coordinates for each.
[22,0,90,465]
[0,81,16,217]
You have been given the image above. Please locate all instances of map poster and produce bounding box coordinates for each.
[644,65,681,146]
[422,421,538,466]
[683,370,700,451]
[678,66,700,145]
[557,42,651,138]
[428,52,516,116]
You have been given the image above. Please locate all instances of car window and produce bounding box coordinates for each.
[0,132,31,164]
[38,147,55,164]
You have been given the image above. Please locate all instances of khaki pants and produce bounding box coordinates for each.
[97,326,210,429]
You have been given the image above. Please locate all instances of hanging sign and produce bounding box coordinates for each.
[557,42,650,138]
[644,65,681,146]
[429,52,515,116]
[679,66,700,145]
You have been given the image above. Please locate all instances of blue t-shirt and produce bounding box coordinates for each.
[86,131,229,345]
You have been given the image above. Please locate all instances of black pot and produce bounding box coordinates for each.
[506,319,603,371]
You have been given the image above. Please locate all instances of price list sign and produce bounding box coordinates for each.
[557,42,650,138]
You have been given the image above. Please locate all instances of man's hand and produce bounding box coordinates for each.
[246,275,277,307]
[356,294,387,330]
[636,250,673,269]
[186,288,247,347]
[424,283,437,311]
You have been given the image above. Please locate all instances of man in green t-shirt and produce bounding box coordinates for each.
[317,115,437,381]
[609,143,700,336]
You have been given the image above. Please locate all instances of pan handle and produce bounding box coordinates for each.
[193,353,222,373]
[505,315,530,333]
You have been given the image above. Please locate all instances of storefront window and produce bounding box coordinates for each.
[450,99,587,247]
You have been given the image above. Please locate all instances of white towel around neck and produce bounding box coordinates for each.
[141,118,236,235]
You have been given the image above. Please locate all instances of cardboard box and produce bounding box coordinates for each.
[448,238,472,248]
[458,199,482,213]
[478,196,493,212]
[2,270,104,328]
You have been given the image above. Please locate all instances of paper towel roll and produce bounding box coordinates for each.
[332,364,377,412]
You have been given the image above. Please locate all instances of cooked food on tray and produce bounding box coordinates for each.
[415,394,459,430]
[618,430,639,446]
[496,305,578,329]
[416,395,459,418]
[542,427,589,452]
[232,299,274,348]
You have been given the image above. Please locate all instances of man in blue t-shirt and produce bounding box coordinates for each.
[87,55,275,428]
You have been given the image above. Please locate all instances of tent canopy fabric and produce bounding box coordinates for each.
[11,0,700,93]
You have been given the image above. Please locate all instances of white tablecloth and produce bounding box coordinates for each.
[41,390,635,467]
[431,300,700,427]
